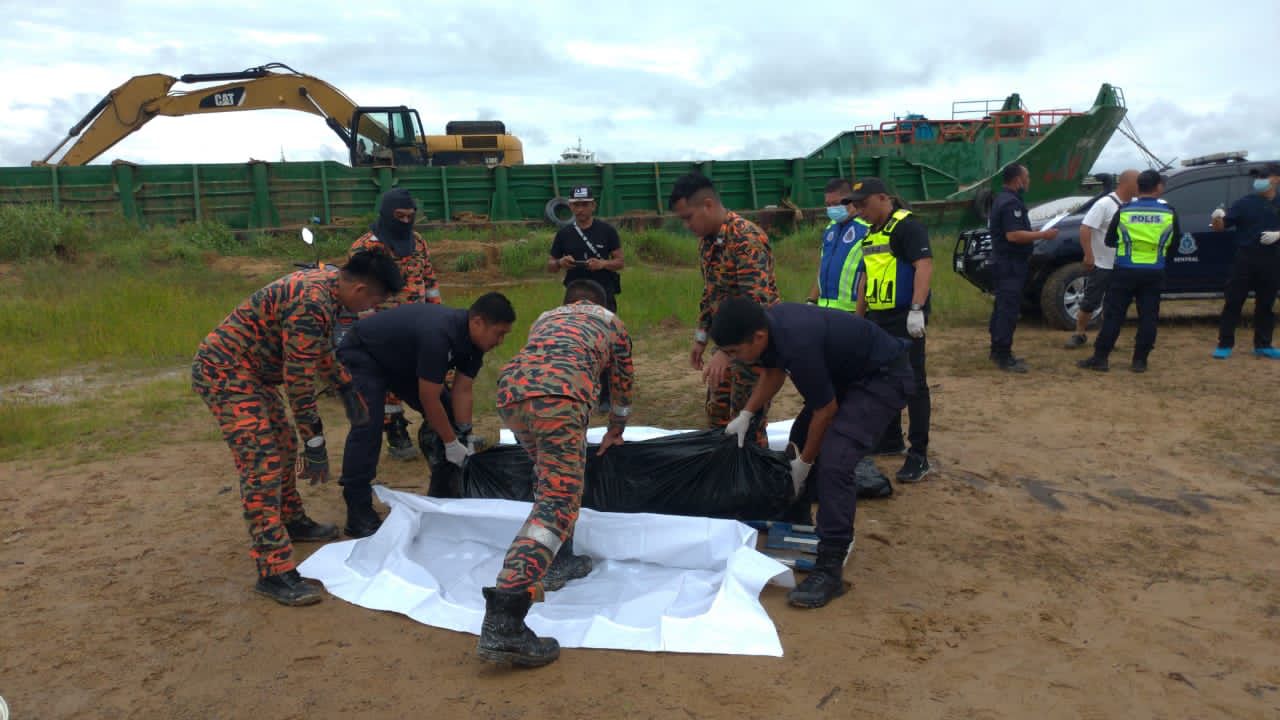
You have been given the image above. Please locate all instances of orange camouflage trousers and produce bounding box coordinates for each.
[192,360,304,578]
[495,396,591,598]
[707,358,769,447]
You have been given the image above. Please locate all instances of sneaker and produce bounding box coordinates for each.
[284,515,339,542]
[895,452,931,483]
[1063,333,1088,349]
[1253,347,1280,359]
[1077,356,1109,372]
[1212,347,1233,359]
[993,355,1029,373]
[1130,357,1148,373]
[254,569,323,606]
[385,415,417,461]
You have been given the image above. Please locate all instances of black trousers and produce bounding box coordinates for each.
[336,344,435,506]
[988,252,1030,357]
[1093,269,1164,360]
[788,355,912,550]
[1217,246,1279,350]
[869,313,930,454]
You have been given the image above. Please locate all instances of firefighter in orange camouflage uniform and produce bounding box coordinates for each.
[348,188,443,460]
[668,172,780,447]
[477,279,634,668]
[192,251,404,606]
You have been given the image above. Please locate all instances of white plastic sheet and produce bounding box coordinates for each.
[299,485,795,656]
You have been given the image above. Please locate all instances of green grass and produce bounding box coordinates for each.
[0,212,994,460]
[0,374,199,462]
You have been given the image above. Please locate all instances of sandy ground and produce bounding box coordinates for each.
[2,319,1278,719]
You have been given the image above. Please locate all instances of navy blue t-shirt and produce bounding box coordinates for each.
[988,189,1033,258]
[1224,193,1280,249]
[757,303,908,409]
[342,303,483,387]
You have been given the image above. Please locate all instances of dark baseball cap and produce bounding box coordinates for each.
[1258,162,1280,177]
[569,186,595,202]
[847,177,889,201]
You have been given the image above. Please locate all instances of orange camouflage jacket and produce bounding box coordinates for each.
[496,301,635,423]
[349,230,441,309]
[698,211,780,333]
[194,269,350,439]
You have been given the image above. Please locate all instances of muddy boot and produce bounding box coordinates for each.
[477,587,560,667]
[385,413,416,461]
[254,569,323,606]
[787,542,849,609]
[284,514,339,542]
[542,536,593,592]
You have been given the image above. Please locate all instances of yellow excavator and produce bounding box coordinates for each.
[35,62,524,167]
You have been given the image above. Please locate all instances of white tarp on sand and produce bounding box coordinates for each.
[299,481,795,656]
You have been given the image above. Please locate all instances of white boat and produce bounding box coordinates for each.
[558,138,595,164]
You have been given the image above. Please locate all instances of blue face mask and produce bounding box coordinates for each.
[826,205,850,223]
[1254,178,1273,193]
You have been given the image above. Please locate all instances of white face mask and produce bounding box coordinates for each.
[1254,178,1273,193]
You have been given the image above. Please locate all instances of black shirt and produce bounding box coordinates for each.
[1224,193,1280,250]
[551,220,622,294]
[866,213,932,326]
[342,303,483,387]
[758,303,909,409]
[989,189,1033,258]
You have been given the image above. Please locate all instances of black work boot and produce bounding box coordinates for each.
[1077,355,1109,372]
[992,354,1029,373]
[542,537,593,592]
[477,587,560,667]
[344,502,382,539]
[284,514,339,542]
[385,413,416,461]
[1130,353,1149,373]
[787,543,849,609]
[254,569,323,606]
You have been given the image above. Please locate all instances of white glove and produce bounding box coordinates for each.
[724,410,754,448]
[1211,208,1226,221]
[1261,231,1280,246]
[790,457,813,498]
[907,309,926,338]
[444,439,472,467]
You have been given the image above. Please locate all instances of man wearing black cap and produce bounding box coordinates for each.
[849,177,934,483]
[548,186,624,313]
[987,164,1060,372]
[1210,162,1280,360]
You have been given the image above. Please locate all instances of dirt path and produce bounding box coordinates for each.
[1,322,1277,719]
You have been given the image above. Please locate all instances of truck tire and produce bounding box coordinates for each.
[972,187,993,222]
[1040,262,1100,330]
[545,197,572,227]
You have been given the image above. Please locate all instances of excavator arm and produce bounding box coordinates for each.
[37,63,392,166]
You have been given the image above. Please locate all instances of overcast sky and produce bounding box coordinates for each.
[3,0,1277,174]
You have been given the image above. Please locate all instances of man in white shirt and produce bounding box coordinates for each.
[1065,170,1139,348]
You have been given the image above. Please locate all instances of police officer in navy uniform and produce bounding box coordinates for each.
[987,163,1060,372]
[1078,170,1180,373]
[712,298,912,609]
[849,177,933,482]
[1210,163,1280,360]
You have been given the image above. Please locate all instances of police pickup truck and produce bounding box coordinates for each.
[953,153,1275,329]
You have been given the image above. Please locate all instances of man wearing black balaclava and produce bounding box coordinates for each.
[340,188,445,535]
